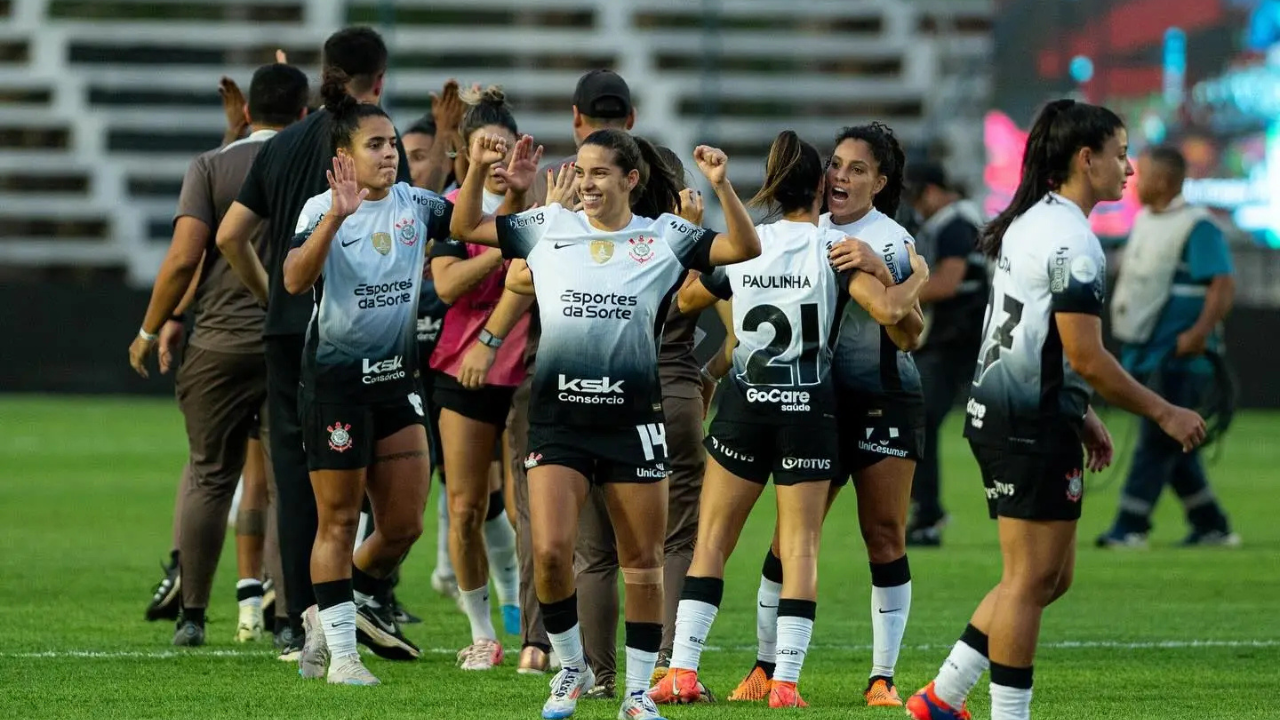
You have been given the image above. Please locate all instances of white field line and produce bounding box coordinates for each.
[4,639,1277,660]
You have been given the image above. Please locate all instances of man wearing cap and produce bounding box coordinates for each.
[903,162,988,547]
[531,69,636,203]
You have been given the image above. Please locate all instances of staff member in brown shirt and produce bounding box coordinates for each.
[128,62,310,647]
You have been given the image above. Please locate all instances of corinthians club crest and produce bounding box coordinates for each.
[1065,468,1083,502]
[627,235,655,263]
[396,217,418,246]
[371,232,392,255]
[327,421,353,452]
[590,239,614,264]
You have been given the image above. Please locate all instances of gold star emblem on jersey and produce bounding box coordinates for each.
[371,232,392,255]
[589,239,614,264]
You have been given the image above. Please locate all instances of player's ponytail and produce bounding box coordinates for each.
[633,145,688,217]
[980,99,1125,258]
[320,66,390,154]
[750,130,823,219]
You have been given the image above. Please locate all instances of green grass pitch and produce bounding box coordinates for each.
[0,396,1275,719]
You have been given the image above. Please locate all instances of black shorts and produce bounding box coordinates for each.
[525,421,668,484]
[300,390,427,471]
[704,417,837,485]
[834,390,926,484]
[431,370,516,427]
[970,440,1085,522]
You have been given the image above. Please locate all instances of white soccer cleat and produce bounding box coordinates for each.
[457,639,504,670]
[234,604,264,643]
[327,652,381,686]
[298,605,329,680]
[542,664,595,719]
[431,570,461,603]
[618,690,669,720]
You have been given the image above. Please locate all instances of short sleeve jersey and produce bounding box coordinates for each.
[292,183,453,403]
[821,210,922,398]
[964,193,1107,451]
[495,204,716,426]
[700,220,847,422]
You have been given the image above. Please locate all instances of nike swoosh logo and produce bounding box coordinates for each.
[758,602,778,609]
[328,621,355,628]
[553,242,573,249]
[877,608,902,614]
[341,237,360,247]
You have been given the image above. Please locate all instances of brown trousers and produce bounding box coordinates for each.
[506,373,549,650]
[175,346,268,610]
[576,383,705,684]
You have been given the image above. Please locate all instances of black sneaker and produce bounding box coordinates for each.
[391,595,422,625]
[905,514,948,547]
[145,552,181,621]
[172,619,205,647]
[275,624,302,662]
[355,601,421,660]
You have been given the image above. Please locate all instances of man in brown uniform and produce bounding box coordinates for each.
[128,62,310,647]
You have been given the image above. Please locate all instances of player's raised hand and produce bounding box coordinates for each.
[494,134,544,193]
[431,79,465,133]
[327,154,368,217]
[275,48,289,64]
[544,162,579,209]
[470,132,510,168]
[677,188,704,225]
[694,145,730,186]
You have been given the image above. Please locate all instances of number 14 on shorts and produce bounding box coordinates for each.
[635,423,668,462]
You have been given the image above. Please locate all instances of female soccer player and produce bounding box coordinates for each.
[905,100,1204,720]
[430,86,529,670]
[280,73,459,686]
[731,122,931,708]
[452,129,760,720]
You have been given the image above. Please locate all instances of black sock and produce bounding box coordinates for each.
[351,564,389,603]
[754,659,778,678]
[679,576,725,607]
[182,607,206,626]
[990,661,1034,688]
[624,621,663,653]
[960,623,989,657]
[540,592,579,635]
[761,549,784,584]
[486,490,505,521]
[313,578,353,612]
[869,555,912,587]
[235,582,265,603]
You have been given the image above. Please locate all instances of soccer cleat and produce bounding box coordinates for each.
[583,680,616,700]
[906,514,948,547]
[649,652,669,687]
[355,602,421,661]
[502,603,521,635]
[728,666,771,702]
[431,570,460,602]
[647,668,701,705]
[298,605,329,679]
[327,652,381,686]
[391,594,423,625]
[864,676,902,707]
[145,553,182,621]
[457,639,504,670]
[1178,528,1242,548]
[618,690,668,719]
[542,664,595,719]
[275,625,302,661]
[906,681,972,720]
[768,680,807,708]
[518,645,551,675]
[172,619,205,647]
[1094,529,1149,549]
[235,603,264,643]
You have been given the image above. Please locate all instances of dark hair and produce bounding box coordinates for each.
[750,130,823,219]
[1145,144,1187,184]
[633,146,688,217]
[321,26,388,96]
[247,63,310,127]
[833,122,906,218]
[321,68,390,153]
[405,113,437,138]
[581,129,682,217]
[459,85,518,146]
[980,99,1124,257]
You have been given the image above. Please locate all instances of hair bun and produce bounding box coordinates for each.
[321,68,358,116]
[461,84,506,108]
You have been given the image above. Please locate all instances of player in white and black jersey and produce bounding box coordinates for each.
[451,129,761,720]
[279,78,460,686]
[649,131,850,708]
[905,101,1205,720]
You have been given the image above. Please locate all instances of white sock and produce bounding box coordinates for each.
[484,511,519,606]
[624,646,658,695]
[756,577,781,663]
[459,585,497,642]
[669,599,718,672]
[774,614,814,683]
[435,491,453,578]
[870,581,911,678]
[318,601,358,659]
[990,681,1033,720]
[547,623,586,671]
[933,639,990,708]
[236,578,263,610]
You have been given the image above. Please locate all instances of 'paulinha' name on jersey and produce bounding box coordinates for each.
[701,219,847,421]
[821,209,922,397]
[496,204,716,426]
[293,182,453,402]
[965,192,1107,450]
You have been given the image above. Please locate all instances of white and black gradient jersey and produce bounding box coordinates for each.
[495,204,716,426]
[821,209,922,398]
[292,182,453,403]
[700,220,848,421]
[964,193,1107,451]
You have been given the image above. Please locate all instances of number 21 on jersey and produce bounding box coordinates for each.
[741,303,822,386]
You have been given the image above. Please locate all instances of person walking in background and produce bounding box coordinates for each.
[1097,145,1239,549]
[902,162,988,547]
